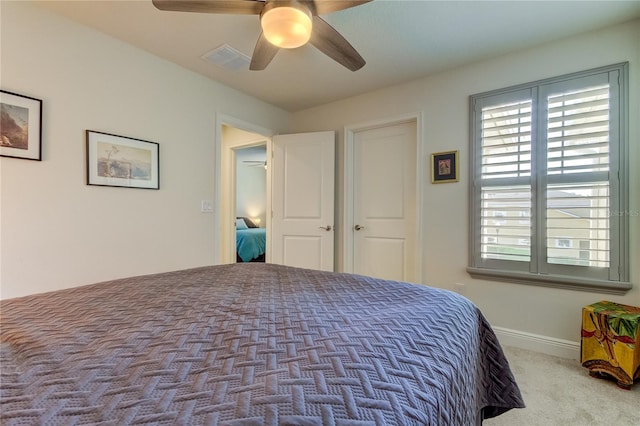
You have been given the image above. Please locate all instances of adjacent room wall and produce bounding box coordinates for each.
[0,2,290,299]
[290,19,640,354]
[236,156,267,227]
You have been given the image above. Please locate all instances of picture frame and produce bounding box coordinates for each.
[431,150,459,183]
[86,130,159,189]
[0,90,43,161]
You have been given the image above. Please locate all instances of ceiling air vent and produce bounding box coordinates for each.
[201,44,251,71]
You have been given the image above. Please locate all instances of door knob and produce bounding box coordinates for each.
[354,224,364,231]
[319,225,332,231]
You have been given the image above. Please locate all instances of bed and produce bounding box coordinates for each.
[0,263,524,425]
[236,217,266,262]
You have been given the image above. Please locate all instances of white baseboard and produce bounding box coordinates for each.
[493,326,581,360]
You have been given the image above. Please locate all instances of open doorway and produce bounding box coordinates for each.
[219,122,272,264]
[235,144,267,263]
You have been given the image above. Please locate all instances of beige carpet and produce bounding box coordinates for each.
[485,346,640,426]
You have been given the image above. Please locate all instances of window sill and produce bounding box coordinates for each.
[466,267,632,295]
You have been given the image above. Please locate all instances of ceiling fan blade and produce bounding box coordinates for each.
[307,0,372,16]
[152,0,263,15]
[309,16,365,71]
[250,32,280,70]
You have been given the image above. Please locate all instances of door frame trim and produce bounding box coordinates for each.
[343,112,424,283]
[215,113,274,264]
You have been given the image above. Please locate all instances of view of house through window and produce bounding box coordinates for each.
[469,63,629,291]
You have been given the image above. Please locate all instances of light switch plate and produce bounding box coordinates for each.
[201,200,214,213]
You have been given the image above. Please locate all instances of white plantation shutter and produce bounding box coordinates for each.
[546,183,609,268]
[546,85,610,176]
[481,100,532,180]
[480,186,531,263]
[540,75,620,281]
[544,82,611,272]
[469,63,629,292]
[478,96,533,268]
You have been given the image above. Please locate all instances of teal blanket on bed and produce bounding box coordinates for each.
[236,228,266,262]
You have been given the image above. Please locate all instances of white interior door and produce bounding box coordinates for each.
[353,121,417,281]
[271,131,335,271]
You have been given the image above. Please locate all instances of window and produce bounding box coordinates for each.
[468,63,630,292]
[555,238,572,249]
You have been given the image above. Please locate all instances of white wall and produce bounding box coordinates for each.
[236,151,267,227]
[291,20,640,352]
[0,2,290,299]
[235,164,267,226]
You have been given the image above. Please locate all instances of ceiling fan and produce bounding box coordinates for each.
[242,160,267,168]
[151,0,371,71]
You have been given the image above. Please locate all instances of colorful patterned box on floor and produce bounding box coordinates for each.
[581,301,640,389]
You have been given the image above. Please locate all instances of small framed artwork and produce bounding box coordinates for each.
[431,150,459,183]
[86,130,159,189]
[0,90,43,161]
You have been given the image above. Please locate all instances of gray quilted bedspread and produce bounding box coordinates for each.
[1,264,524,425]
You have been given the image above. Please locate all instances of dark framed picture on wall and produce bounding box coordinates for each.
[86,130,159,189]
[0,90,43,161]
[431,150,459,183]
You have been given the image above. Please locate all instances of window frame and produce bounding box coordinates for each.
[467,63,630,294]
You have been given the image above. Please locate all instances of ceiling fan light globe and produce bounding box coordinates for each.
[261,6,312,49]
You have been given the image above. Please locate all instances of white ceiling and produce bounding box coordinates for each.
[37,0,640,112]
